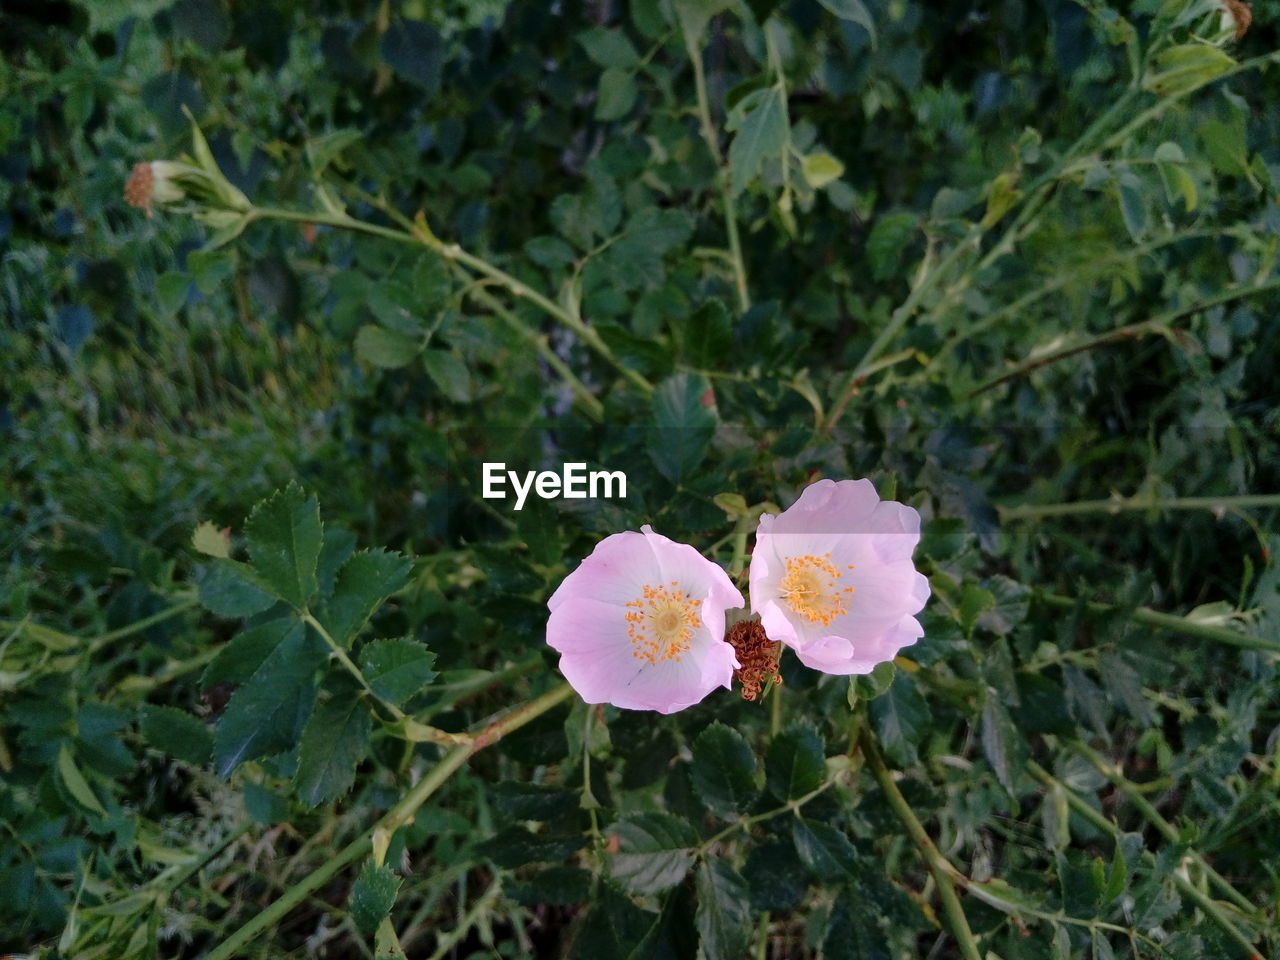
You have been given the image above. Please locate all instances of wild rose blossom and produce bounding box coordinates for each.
[546,525,744,713]
[749,478,929,675]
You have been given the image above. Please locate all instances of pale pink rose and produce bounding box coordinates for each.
[547,525,744,713]
[749,479,930,675]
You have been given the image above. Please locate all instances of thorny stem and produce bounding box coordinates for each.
[1066,742,1259,916]
[1000,492,1280,521]
[858,729,984,960]
[250,205,652,395]
[1037,593,1280,655]
[1027,761,1265,959]
[680,19,750,312]
[203,682,574,960]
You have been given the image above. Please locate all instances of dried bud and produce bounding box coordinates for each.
[123,160,205,216]
[726,617,782,701]
[1220,0,1251,40]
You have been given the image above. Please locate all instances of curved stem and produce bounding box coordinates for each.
[859,729,983,960]
[202,682,574,960]
[1037,593,1280,654]
[681,19,750,312]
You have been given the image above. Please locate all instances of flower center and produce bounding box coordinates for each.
[780,553,854,626]
[625,581,703,665]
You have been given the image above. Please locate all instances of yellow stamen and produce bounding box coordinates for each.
[625,580,703,665]
[780,553,855,626]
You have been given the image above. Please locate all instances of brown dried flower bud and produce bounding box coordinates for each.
[726,617,782,701]
[1221,0,1252,40]
[124,162,155,217]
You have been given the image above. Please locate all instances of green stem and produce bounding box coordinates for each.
[1000,492,1280,521]
[681,20,750,312]
[1027,761,1263,959]
[971,278,1280,395]
[250,206,651,395]
[858,729,984,960]
[1065,742,1258,915]
[1037,593,1280,655]
[87,599,199,654]
[203,682,574,960]
[301,611,406,722]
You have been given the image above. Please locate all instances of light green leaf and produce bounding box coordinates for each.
[595,67,637,121]
[1142,43,1235,97]
[801,151,844,189]
[869,672,931,766]
[58,745,107,817]
[817,0,877,47]
[577,27,640,68]
[243,484,323,609]
[728,86,788,196]
[191,521,230,558]
[351,862,402,937]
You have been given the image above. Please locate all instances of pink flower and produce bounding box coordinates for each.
[749,479,929,675]
[547,525,745,713]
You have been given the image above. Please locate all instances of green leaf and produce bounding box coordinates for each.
[695,859,752,960]
[817,0,877,47]
[801,151,845,189]
[374,919,409,960]
[305,128,364,173]
[728,86,788,196]
[475,826,583,868]
[690,721,759,818]
[355,324,421,369]
[791,818,857,882]
[847,660,896,708]
[509,866,593,906]
[869,672,931,767]
[675,0,734,42]
[865,211,918,282]
[213,623,325,776]
[1154,141,1198,212]
[1142,44,1235,98]
[359,638,437,705]
[824,887,891,960]
[317,549,413,647]
[765,723,825,801]
[677,300,733,369]
[350,862,402,937]
[596,67,638,121]
[243,484,323,609]
[197,560,276,618]
[982,171,1023,228]
[422,349,472,402]
[650,372,717,484]
[980,695,1026,797]
[492,781,578,821]
[138,704,213,765]
[294,678,372,806]
[191,521,229,558]
[607,811,698,894]
[977,575,1031,635]
[57,744,107,817]
[577,27,640,68]
[201,617,297,689]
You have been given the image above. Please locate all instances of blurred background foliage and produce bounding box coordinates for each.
[2,0,1279,957]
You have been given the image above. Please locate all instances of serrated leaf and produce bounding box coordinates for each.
[139,704,213,765]
[197,560,276,618]
[729,86,788,196]
[201,617,297,689]
[475,826,584,868]
[695,859,752,960]
[509,866,593,906]
[607,811,698,894]
[356,324,420,369]
[374,918,409,960]
[981,696,1026,797]
[351,862,402,937]
[213,623,325,776]
[869,673,931,767]
[791,818,856,882]
[765,723,825,801]
[57,745,107,817]
[317,549,413,647]
[294,678,372,806]
[865,211,918,282]
[678,300,733,369]
[422,349,472,402]
[824,887,891,960]
[359,638,437,705]
[492,781,577,821]
[191,521,230,558]
[650,372,717,484]
[690,722,758,818]
[243,484,323,609]
[848,660,896,708]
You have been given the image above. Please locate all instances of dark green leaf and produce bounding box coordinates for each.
[351,862,402,937]
[318,549,413,647]
[728,86,788,196]
[607,812,698,894]
[869,673,931,767]
[695,859,751,960]
[198,560,275,618]
[690,721,759,818]
[765,723,825,801]
[294,678,372,806]
[475,826,583,868]
[791,818,856,883]
[824,888,891,960]
[138,704,213,765]
[356,324,420,369]
[359,638,436,705]
[201,617,297,689]
[243,484,323,609]
[650,372,717,485]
